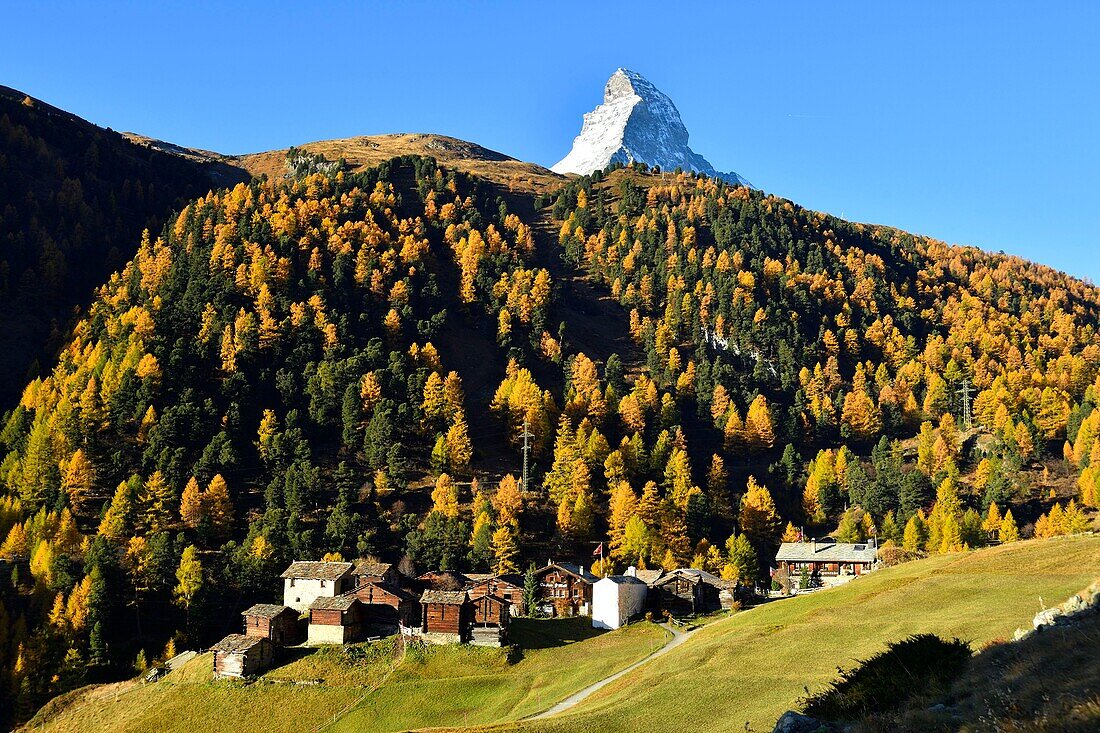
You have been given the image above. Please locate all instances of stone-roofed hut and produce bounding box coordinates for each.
[211,633,275,678]
[242,603,304,646]
[307,595,365,644]
[420,589,472,643]
[651,568,727,616]
[353,559,400,587]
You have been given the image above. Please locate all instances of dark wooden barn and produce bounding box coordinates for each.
[467,573,525,616]
[420,589,472,642]
[211,634,275,679]
[651,568,725,616]
[349,580,418,632]
[308,595,366,644]
[241,604,304,646]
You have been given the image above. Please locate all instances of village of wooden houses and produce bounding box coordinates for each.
[208,538,880,679]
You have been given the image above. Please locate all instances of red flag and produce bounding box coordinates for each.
[593,542,603,556]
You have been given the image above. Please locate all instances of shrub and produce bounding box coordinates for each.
[802,634,971,720]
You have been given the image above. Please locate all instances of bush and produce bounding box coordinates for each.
[802,634,971,720]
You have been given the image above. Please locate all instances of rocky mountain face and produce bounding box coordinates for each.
[552,68,751,187]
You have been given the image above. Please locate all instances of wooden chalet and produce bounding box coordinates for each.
[348,580,418,632]
[775,540,879,585]
[420,589,473,643]
[352,559,400,587]
[307,595,365,644]
[651,568,730,616]
[241,603,304,646]
[211,634,274,678]
[535,561,597,617]
[469,593,510,646]
[466,573,526,616]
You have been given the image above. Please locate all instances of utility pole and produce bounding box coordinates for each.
[956,380,975,431]
[521,418,533,494]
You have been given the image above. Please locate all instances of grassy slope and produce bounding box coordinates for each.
[492,536,1100,733]
[25,619,668,733]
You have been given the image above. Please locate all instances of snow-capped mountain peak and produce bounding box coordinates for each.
[552,68,751,187]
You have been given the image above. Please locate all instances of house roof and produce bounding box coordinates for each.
[597,575,646,585]
[242,603,295,619]
[472,592,510,606]
[351,581,416,602]
[421,589,469,605]
[539,562,598,583]
[353,559,394,577]
[632,568,665,585]
[775,541,879,563]
[309,595,360,611]
[417,570,469,590]
[280,561,354,581]
[466,573,524,590]
[211,633,267,654]
[655,568,734,590]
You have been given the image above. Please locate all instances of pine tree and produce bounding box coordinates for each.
[140,470,174,533]
[469,512,494,569]
[999,509,1019,543]
[205,474,233,536]
[621,515,651,567]
[781,522,800,543]
[608,481,637,559]
[570,488,596,540]
[174,545,203,609]
[446,413,472,471]
[98,481,135,541]
[902,512,927,553]
[739,476,781,549]
[745,395,775,450]
[431,473,460,518]
[491,524,520,574]
[982,502,1002,535]
[723,532,759,585]
[663,447,694,509]
[62,449,95,512]
[706,454,728,511]
[522,565,539,617]
[493,474,523,525]
[180,477,204,529]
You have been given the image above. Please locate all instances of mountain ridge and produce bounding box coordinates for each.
[552,68,751,186]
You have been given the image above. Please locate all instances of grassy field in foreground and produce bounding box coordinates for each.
[24,618,669,733]
[489,536,1100,733]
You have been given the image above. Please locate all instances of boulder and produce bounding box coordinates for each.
[772,710,837,733]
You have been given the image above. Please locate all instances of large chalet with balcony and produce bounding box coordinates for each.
[534,561,598,617]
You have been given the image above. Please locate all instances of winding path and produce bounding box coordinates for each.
[526,623,693,720]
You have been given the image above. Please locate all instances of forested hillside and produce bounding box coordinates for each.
[1,153,1098,726]
[0,86,247,403]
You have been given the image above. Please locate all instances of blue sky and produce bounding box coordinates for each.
[3,2,1098,281]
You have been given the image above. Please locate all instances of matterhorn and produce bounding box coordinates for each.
[552,68,751,187]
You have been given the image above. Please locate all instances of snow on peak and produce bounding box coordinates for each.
[552,68,751,187]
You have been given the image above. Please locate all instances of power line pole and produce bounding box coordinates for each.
[521,418,533,494]
[956,380,975,431]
